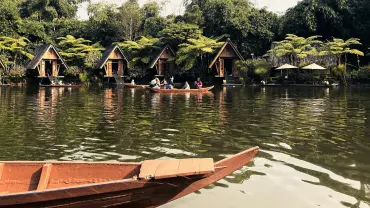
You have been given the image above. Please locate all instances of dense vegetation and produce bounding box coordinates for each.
[0,0,370,84]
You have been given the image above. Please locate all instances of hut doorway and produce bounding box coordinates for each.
[45,60,53,76]
[224,59,233,77]
[112,62,119,75]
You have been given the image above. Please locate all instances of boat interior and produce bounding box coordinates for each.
[0,162,141,194]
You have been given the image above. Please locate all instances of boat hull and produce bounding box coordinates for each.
[123,83,149,88]
[0,147,258,207]
[39,84,85,88]
[149,86,214,93]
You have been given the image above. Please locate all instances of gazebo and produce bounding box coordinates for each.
[302,63,326,70]
[275,64,298,77]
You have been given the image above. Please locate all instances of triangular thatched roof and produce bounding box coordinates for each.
[209,39,244,68]
[276,64,298,70]
[302,63,326,70]
[149,45,176,69]
[97,44,128,69]
[26,44,68,70]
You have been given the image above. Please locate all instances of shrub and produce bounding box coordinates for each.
[332,64,346,78]
[350,66,370,81]
[65,66,83,77]
[6,65,25,83]
[236,59,270,83]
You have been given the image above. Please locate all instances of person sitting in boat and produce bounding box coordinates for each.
[194,78,203,89]
[162,79,167,85]
[131,79,135,85]
[183,81,190,90]
[155,77,161,87]
[165,80,174,89]
[149,78,160,89]
[170,76,174,85]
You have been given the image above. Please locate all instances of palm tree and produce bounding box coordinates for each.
[176,35,224,70]
[265,34,322,66]
[319,38,364,65]
[0,36,33,66]
[57,35,104,59]
[118,36,160,67]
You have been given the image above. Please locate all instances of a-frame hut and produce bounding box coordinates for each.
[26,44,68,78]
[0,59,5,71]
[209,40,244,78]
[149,45,176,77]
[97,44,129,78]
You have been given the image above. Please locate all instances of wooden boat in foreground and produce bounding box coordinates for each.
[149,86,214,93]
[123,83,149,89]
[39,84,85,88]
[0,147,258,207]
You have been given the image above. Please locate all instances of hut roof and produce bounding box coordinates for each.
[209,39,244,68]
[97,44,128,69]
[149,45,176,69]
[302,63,326,70]
[276,64,298,70]
[26,44,68,70]
[0,59,5,70]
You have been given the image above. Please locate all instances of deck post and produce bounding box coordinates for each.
[37,164,53,191]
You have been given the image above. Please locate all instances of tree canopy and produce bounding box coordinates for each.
[0,0,370,78]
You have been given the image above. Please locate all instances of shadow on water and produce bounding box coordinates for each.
[0,86,369,207]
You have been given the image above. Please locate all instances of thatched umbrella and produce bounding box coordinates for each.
[302,63,326,70]
[275,64,298,77]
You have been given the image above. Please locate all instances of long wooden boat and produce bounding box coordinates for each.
[0,147,258,207]
[149,86,214,93]
[123,83,149,89]
[39,84,85,88]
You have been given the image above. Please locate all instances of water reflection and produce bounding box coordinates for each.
[0,86,369,207]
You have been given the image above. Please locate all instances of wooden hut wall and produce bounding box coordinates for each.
[157,48,174,76]
[104,49,127,77]
[39,49,60,77]
[211,43,241,77]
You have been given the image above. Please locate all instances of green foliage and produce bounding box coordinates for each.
[0,36,33,65]
[84,51,102,68]
[79,71,89,84]
[159,23,202,49]
[6,65,25,83]
[265,34,322,65]
[237,59,270,81]
[332,64,346,78]
[118,36,160,67]
[65,66,82,77]
[350,66,370,81]
[57,35,104,67]
[176,36,224,70]
[279,0,370,65]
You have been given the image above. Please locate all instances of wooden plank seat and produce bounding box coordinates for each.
[139,158,215,180]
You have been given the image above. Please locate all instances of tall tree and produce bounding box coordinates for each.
[117,0,143,41]
[159,23,202,49]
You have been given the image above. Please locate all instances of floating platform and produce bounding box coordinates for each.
[223,83,243,87]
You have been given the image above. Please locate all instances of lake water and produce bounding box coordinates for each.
[0,86,369,208]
